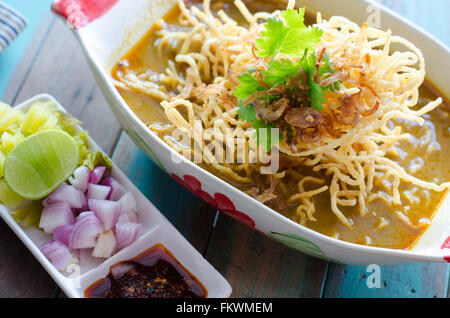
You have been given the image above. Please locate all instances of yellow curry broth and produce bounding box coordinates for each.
[112,1,450,249]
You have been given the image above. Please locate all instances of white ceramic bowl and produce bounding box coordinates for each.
[51,0,450,264]
[0,94,232,298]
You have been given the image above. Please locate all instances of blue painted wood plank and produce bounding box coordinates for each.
[205,213,328,297]
[323,263,449,298]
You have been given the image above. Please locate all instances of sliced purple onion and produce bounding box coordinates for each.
[102,177,127,201]
[92,230,116,258]
[110,263,135,279]
[77,211,95,219]
[115,222,141,250]
[89,166,106,184]
[118,192,138,223]
[47,183,86,209]
[88,199,120,231]
[70,248,81,259]
[69,166,90,193]
[117,213,130,224]
[76,201,89,214]
[124,211,137,223]
[87,184,111,200]
[68,212,104,249]
[39,202,74,234]
[53,224,74,245]
[40,240,77,271]
[42,196,50,208]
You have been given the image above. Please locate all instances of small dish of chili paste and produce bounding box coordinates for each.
[84,244,207,298]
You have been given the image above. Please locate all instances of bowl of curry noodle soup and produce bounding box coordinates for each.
[52,0,450,264]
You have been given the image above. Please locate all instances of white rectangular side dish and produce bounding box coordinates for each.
[0,93,232,298]
[50,0,450,265]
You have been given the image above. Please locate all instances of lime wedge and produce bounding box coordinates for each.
[4,129,80,200]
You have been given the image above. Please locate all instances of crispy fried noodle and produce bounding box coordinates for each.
[115,0,450,227]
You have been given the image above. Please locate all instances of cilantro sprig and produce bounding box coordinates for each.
[233,8,338,151]
[237,101,281,152]
[234,69,264,100]
[255,8,322,58]
[263,59,302,86]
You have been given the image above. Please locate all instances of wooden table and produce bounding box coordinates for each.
[0,0,449,298]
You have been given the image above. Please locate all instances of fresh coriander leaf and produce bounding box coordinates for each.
[311,51,339,106]
[255,9,322,58]
[299,49,315,75]
[255,17,288,58]
[310,83,326,111]
[298,51,326,110]
[234,72,264,99]
[295,27,323,54]
[319,52,340,91]
[237,101,282,151]
[237,100,257,122]
[263,59,301,86]
[252,119,280,152]
[259,94,280,105]
[319,52,333,75]
[282,8,306,28]
[331,81,340,91]
[286,124,294,143]
[252,119,276,131]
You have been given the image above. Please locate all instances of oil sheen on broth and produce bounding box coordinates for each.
[112,0,450,249]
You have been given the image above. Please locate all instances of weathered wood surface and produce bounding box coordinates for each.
[0,0,449,298]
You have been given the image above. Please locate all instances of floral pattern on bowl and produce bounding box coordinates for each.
[171,174,255,228]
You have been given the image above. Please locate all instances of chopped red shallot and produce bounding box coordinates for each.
[53,224,74,246]
[47,183,86,209]
[117,213,130,224]
[89,166,106,184]
[39,202,74,234]
[115,222,141,250]
[39,165,143,270]
[69,166,90,193]
[118,192,138,223]
[87,184,111,200]
[102,177,127,201]
[42,196,50,208]
[92,230,117,258]
[40,240,76,271]
[110,262,135,279]
[88,199,120,230]
[68,212,104,249]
